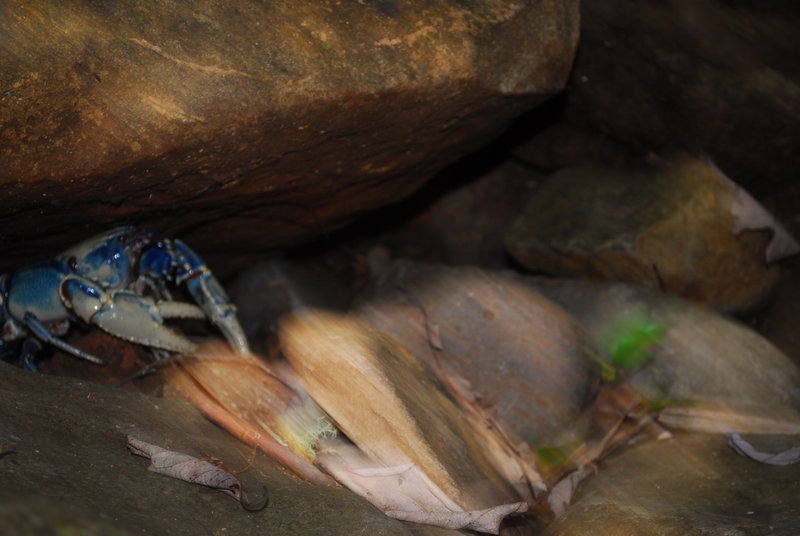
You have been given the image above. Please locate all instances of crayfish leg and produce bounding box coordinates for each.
[23,312,105,365]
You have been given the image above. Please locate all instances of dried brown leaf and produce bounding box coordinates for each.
[162,342,334,486]
[659,406,800,435]
[547,466,595,518]
[281,310,518,510]
[281,310,534,532]
[126,436,268,511]
[317,439,527,535]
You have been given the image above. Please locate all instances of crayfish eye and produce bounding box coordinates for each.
[68,256,78,271]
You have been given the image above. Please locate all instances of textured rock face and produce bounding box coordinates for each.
[543,433,800,536]
[531,278,800,416]
[0,361,454,536]
[0,0,578,274]
[357,261,598,448]
[506,158,795,312]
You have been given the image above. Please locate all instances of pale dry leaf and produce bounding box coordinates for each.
[658,406,800,435]
[164,342,335,486]
[386,503,528,532]
[710,159,800,262]
[317,439,527,535]
[547,466,594,518]
[126,436,268,511]
[281,311,520,509]
[728,434,800,466]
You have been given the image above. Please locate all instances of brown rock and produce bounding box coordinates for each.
[357,160,543,269]
[544,433,800,536]
[506,158,796,311]
[0,0,578,275]
[356,260,598,447]
[530,278,800,416]
[761,266,800,366]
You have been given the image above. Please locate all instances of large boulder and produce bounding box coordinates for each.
[356,260,598,448]
[506,158,799,312]
[0,0,578,275]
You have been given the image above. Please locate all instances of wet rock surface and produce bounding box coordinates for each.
[357,260,598,448]
[544,432,800,536]
[506,158,797,312]
[0,0,578,275]
[530,278,800,418]
[0,361,454,536]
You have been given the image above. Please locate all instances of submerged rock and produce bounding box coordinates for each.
[531,278,800,421]
[544,432,800,536]
[506,158,798,312]
[357,260,598,448]
[0,0,579,275]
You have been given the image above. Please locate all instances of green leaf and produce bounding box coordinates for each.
[606,316,666,370]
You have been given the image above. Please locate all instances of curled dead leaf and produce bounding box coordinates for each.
[728,434,800,466]
[547,466,595,518]
[126,436,268,511]
[658,406,800,435]
[317,438,527,534]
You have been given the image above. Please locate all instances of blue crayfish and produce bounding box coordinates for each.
[0,227,250,370]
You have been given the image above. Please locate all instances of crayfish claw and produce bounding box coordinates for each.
[1,227,250,368]
[88,293,200,355]
[156,301,206,320]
